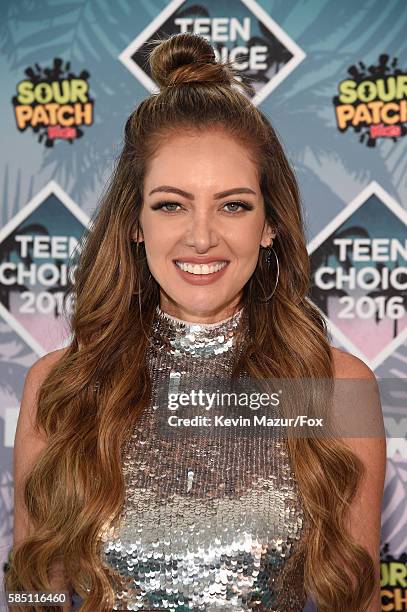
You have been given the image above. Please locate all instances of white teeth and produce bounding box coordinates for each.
[175,261,227,275]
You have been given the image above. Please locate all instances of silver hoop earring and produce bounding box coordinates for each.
[133,240,152,295]
[135,268,152,295]
[259,244,279,303]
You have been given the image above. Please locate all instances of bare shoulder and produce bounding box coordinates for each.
[30,347,68,373]
[21,347,70,431]
[28,346,69,382]
[330,346,376,381]
[329,350,386,600]
[329,347,386,496]
[329,346,384,453]
[13,346,71,548]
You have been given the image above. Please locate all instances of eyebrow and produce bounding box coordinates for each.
[148,185,257,199]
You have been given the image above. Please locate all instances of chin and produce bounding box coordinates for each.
[178,300,220,313]
[170,296,225,316]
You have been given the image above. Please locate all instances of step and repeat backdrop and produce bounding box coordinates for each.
[1,1,406,610]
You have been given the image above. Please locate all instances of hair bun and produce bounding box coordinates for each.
[149,33,233,89]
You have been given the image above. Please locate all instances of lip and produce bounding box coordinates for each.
[173,257,230,264]
[173,260,229,285]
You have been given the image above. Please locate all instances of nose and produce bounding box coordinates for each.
[183,210,219,252]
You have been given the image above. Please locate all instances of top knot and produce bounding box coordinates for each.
[148,33,236,90]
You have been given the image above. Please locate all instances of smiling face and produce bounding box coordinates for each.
[135,128,275,323]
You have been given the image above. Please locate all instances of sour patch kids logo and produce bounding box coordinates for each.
[333,54,407,147]
[12,58,94,147]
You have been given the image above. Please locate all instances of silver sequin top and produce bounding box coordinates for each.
[99,305,308,611]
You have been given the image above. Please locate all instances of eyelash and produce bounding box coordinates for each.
[151,201,254,214]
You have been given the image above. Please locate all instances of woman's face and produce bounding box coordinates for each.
[136,128,274,323]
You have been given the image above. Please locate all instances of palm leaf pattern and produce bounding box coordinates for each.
[1,2,406,609]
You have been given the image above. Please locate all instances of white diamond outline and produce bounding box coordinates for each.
[0,180,90,357]
[307,181,407,370]
[118,0,306,106]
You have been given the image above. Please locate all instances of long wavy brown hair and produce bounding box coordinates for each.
[5,33,376,611]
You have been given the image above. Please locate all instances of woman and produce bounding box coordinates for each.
[5,33,386,611]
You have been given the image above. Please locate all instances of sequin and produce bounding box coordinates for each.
[99,305,307,611]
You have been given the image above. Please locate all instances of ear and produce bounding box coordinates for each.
[260,221,276,248]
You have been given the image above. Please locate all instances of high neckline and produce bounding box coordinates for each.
[150,304,248,358]
[155,305,245,328]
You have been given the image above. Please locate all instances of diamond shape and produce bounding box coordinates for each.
[119,0,305,105]
[0,181,90,355]
[308,182,407,370]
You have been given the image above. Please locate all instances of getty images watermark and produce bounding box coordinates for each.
[165,388,324,429]
[151,376,388,439]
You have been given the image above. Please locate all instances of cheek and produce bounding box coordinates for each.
[142,218,173,255]
[232,233,261,277]
[143,236,176,281]
[229,229,260,260]
[228,216,263,243]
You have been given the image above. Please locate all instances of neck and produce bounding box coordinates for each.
[156,304,245,327]
[150,302,249,359]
